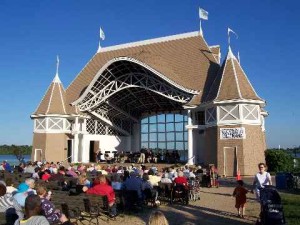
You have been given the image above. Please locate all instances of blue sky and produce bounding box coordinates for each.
[0,0,299,148]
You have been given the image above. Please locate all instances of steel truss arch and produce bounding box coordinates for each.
[73,57,197,112]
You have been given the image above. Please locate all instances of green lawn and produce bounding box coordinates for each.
[281,192,300,225]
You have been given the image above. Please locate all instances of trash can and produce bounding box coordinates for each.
[275,172,287,189]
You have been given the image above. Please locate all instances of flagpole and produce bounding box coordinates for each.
[56,55,59,76]
[97,40,101,53]
[200,19,203,36]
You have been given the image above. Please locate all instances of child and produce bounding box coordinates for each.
[36,184,61,223]
[233,180,248,218]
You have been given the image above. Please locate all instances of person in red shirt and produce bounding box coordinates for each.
[233,180,248,218]
[82,175,117,217]
[174,171,188,187]
[41,170,51,181]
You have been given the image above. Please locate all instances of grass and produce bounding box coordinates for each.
[281,191,300,225]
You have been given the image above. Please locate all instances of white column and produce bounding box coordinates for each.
[81,135,89,163]
[72,117,79,162]
[187,110,194,165]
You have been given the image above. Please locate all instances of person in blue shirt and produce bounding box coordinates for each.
[3,161,12,173]
[13,183,30,207]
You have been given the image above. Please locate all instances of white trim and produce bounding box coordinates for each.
[219,105,239,121]
[213,99,265,105]
[31,114,88,119]
[34,149,42,161]
[32,83,53,115]
[99,31,200,53]
[34,130,72,134]
[231,57,243,99]
[235,58,264,101]
[72,57,198,106]
[217,120,260,126]
[58,83,67,114]
[209,45,220,48]
[215,52,229,100]
[46,83,55,114]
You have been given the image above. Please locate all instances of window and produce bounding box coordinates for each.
[141,113,188,160]
[195,111,205,125]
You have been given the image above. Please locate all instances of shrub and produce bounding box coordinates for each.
[265,149,294,172]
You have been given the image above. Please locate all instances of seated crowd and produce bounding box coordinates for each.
[0,160,202,225]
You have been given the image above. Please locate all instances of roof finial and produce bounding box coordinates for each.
[199,7,208,37]
[97,27,105,53]
[53,55,61,83]
[237,51,241,64]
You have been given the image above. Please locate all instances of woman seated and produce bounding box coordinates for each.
[173,171,188,187]
[141,174,158,205]
[83,175,117,217]
[160,173,172,184]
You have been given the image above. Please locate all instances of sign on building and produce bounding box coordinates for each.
[220,127,246,139]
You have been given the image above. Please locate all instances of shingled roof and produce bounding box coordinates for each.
[205,47,264,103]
[209,45,221,64]
[32,73,77,116]
[66,31,220,106]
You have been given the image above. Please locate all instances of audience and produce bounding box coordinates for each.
[5,178,17,194]
[14,195,49,225]
[0,184,23,225]
[0,155,207,224]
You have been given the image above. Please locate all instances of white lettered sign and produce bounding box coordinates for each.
[220,127,246,139]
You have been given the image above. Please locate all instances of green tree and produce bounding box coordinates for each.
[265,149,294,172]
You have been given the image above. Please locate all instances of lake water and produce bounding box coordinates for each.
[0,154,31,166]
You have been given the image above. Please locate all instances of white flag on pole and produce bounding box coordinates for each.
[199,8,208,20]
[228,27,238,39]
[100,27,105,41]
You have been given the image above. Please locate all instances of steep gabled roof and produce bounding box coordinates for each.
[66,31,220,106]
[32,73,77,116]
[205,47,264,103]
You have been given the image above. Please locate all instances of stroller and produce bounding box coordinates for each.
[258,185,286,225]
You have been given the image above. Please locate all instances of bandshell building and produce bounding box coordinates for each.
[31,31,268,176]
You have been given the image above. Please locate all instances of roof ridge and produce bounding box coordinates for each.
[46,82,56,114]
[99,31,200,53]
[58,83,67,114]
[199,34,219,64]
[32,82,53,116]
[230,57,243,99]
[204,61,224,102]
[215,54,229,100]
[233,60,263,101]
